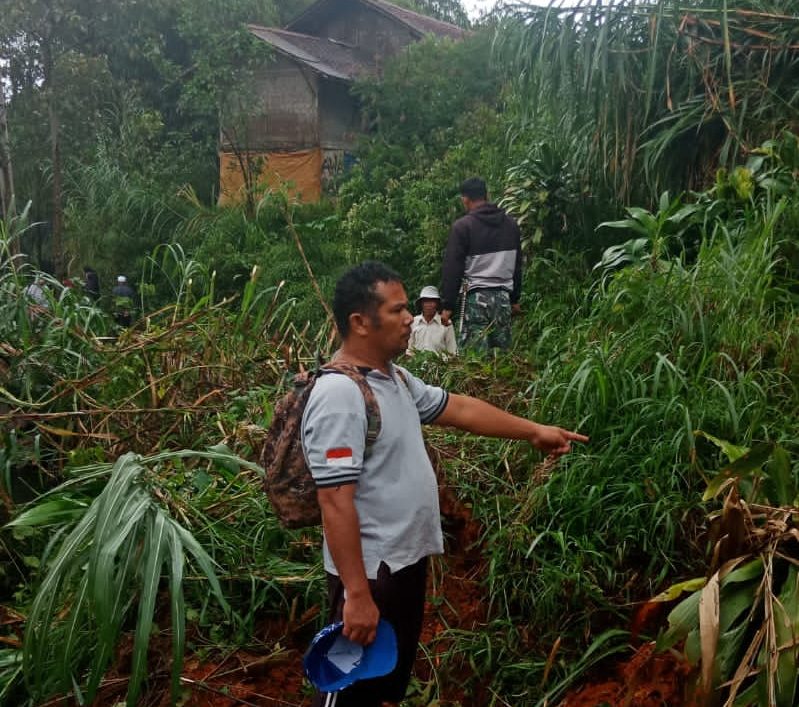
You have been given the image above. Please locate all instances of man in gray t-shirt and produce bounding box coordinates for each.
[303,262,587,707]
[303,364,448,580]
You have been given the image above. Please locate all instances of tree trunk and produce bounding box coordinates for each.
[42,40,64,278]
[48,94,64,277]
[220,120,257,218]
[0,81,16,238]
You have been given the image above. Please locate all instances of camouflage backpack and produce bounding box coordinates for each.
[260,361,382,529]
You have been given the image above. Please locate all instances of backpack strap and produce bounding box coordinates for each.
[320,362,382,456]
[393,365,410,390]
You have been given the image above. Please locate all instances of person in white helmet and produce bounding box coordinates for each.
[407,285,456,355]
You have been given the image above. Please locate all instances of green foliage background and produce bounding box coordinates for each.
[2,0,799,705]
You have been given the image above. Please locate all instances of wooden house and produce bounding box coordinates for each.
[219,0,467,203]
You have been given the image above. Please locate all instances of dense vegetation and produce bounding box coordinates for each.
[2,1,798,705]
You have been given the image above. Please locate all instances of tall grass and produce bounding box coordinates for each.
[1,235,331,704]
[494,1,799,206]
[4,116,799,705]
[9,451,238,705]
[405,139,799,701]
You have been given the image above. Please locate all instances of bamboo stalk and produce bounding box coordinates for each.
[282,202,336,329]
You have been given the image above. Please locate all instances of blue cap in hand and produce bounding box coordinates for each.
[304,618,398,692]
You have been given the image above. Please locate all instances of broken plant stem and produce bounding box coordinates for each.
[282,200,335,329]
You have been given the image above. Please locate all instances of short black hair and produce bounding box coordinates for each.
[459,177,487,201]
[333,261,403,338]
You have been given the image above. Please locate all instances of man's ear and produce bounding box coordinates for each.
[348,311,370,337]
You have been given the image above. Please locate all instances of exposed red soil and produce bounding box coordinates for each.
[84,480,488,706]
[76,481,694,707]
[174,650,308,706]
[415,476,490,704]
[560,642,695,707]
[559,600,697,707]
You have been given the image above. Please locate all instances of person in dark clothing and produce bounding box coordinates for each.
[112,275,136,327]
[83,266,100,301]
[441,177,522,352]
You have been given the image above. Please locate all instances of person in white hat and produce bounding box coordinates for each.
[407,285,456,355]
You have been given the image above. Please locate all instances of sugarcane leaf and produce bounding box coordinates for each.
[151,448,262,476]
[719,581,759,634]
[703,443,775,501]
[204,443,240,474]
[87,516,144,699]
[23,503,98,691]
[166,523,186,702]
[695,430,748,462]
[642,1,663,123]
[127,511,167,706]
[90,454,143,590]
[172,521,230,614]
[717,622,750,680]
[657,589,701,650]
[721,558,764,586]
[765,446,794,508]
[652,576,706,603]
[92,491,150,634]
[699,572,721,692]
[773,566,799,707]
[60,572,90,693]
[6,497,90,527]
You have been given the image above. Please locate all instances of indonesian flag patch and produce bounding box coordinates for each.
[326,447,354,466]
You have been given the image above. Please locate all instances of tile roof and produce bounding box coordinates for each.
[248,25,374,81]
[287,0,468,41]
[362,0,468,40]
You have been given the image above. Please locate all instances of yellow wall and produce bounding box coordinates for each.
[218,148,322,205]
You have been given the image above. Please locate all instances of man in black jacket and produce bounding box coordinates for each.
[82,266,100,301]
[441,177,522,352]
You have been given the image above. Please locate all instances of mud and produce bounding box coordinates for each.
[560,642,695,707]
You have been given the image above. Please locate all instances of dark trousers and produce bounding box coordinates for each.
[311,557,428,707]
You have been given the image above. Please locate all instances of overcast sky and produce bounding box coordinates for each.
[463,0,505,18]
[463,0,578,19]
